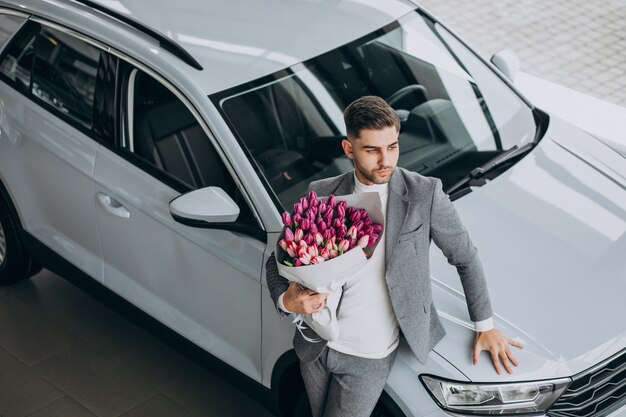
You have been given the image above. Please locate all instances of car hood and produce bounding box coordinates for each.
[429,115,626,382]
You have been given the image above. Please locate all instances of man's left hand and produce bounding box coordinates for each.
[473,328,524,375]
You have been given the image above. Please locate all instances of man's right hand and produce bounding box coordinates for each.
[283,281,329,314]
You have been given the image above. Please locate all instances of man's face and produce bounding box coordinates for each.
[341,126,400,185]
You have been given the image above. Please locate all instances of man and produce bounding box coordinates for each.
[266,96,522,417]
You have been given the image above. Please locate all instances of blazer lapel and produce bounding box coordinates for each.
[329,171,355,196]
[385,169,410,271]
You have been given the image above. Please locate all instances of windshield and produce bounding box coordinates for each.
[212,10,536,209]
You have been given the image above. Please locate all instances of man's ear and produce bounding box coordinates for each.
[341,139,353,159]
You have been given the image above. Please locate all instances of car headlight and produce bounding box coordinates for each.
[420,375,571,415]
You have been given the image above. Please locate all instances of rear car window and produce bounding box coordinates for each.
[0,13,26,50]
[31,26,102,129]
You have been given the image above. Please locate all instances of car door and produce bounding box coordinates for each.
[93,63,266,381]
[0,20,105,281]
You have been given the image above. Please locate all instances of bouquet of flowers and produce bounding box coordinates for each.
[275,191,384,342]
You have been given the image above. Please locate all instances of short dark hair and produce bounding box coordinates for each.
[343,96,400,139]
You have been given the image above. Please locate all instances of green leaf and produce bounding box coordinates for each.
[283,260,294,267]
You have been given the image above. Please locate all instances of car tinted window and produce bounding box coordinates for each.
[0,14,26,50]
[0,21,38,93]
[128,69,236,197]
[214,11,535,210]
[31,26,101,129]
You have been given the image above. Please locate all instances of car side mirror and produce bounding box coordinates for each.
[490,48,520,82]
[170,186,240,225]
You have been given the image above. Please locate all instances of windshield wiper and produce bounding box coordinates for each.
[446,142,535,196]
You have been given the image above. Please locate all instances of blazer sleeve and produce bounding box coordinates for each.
[265,252,290,318]
[429,179,493,322]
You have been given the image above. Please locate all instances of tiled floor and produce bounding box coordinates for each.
[417,0,626,107]
[0,270,274,417]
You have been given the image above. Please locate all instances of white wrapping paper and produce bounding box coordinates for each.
[275,192,384,342]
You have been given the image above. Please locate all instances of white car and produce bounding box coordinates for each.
[0,1,624,416]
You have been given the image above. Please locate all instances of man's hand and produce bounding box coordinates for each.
[473,328,524,375]
[283,281,329,314]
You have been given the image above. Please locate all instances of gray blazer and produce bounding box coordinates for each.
[266,167,493,364]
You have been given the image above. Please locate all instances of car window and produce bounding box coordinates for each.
[213,11,536,210]
[0,14,26,50]
[31,26,101,129]
[0,21,38,93]
[125,68,237,197]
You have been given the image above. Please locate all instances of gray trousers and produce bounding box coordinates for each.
[300,347,398,417]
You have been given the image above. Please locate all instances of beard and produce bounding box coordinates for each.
[355,162,395,185]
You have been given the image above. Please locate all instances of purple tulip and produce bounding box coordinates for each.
[298,197,308,211]
[308,206,318,217]
[348,238,357,250]
[337,200,347,210]
[309,224,318,235]
[294,259,303,266]
[332,218,343,230]
[327,195,337,208]
[337,225,347,238]
[357,230,365,239]
[336,204,345,219]
[318,201,327,214]
[318,221,327,233]
[307,191,318,202]
[283,227,294,243]
[322,229,333,241]
[303,232,314,246]
[293,213,302,225]
[349,211,360,223]
[369,233,379,246]
[363,218,373,227]
[358,209,368,220]
[353,220,364,231]
[364,225,373,235]
[372,224,383,233]
[300,218,311,231]
[293,202,303,216]
[281,212,292,227]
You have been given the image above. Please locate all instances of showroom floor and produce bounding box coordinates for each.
[0,270,274,417]
[1,2,625,417]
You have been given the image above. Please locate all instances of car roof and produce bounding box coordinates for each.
[7,0,416,95]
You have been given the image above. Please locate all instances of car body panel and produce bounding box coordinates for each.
[86,0,416,94]
[0,82,104,281]
[93,144,266,381]
[429,115,626,380]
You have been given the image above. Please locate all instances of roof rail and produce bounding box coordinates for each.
[69,0,203,70]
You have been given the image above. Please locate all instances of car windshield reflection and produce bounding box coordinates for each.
[212,10,537,210]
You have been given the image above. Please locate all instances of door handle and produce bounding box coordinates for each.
[97,192,131,219]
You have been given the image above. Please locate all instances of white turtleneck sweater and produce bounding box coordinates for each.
[278,171,493,358]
